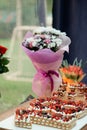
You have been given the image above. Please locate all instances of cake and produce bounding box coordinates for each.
[59,58,87,101]
[15,95,87,129]
[15,97,77,129]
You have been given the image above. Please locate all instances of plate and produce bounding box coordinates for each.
[0,115,87,130]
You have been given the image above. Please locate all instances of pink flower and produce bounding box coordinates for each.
[28,42,33,48]
[40,35,45,39]
[44,39,51,44]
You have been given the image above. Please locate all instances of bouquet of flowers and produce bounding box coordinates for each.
[0,45,9,74]
[22,27,71,97]
[59,58,86,85]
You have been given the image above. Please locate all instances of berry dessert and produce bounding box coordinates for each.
[15,96,87,129]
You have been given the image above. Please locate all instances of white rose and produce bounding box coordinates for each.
[50,42,56,48]
[52,38,62,46]
[56,39,62,46]
[35,38,41,42]
[51,35,56,39]
[39,45,43,49]
[32,41,37,47]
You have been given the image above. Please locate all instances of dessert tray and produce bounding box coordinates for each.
[15,98,87,129]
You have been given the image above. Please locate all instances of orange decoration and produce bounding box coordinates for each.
[59,63,86,85]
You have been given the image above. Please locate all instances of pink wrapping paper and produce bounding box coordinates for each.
[22,31,71,97]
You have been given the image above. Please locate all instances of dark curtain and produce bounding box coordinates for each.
[52,0,87,83]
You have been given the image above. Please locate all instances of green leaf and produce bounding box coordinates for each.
[65,60,69,67]
[65,74,78,81]
[78,59,82,67]
[1,57,9,65]
[62,60,69,67]
[73,57,78,65]
[0,67,3,73]
[2,66,9,73]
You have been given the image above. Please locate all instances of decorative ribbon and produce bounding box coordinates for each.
[41,70,59,91]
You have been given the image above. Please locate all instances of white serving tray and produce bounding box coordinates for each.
[0,115,87,130]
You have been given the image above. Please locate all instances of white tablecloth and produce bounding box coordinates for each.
[0,115,87,130]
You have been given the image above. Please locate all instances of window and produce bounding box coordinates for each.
[0,0,52,114]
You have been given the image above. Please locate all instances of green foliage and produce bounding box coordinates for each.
[0,56,9,74]
[62,59,69,67]
[0,57,9,65]
[0,39,36,113]
[47,0,53,14]
[0,76,35,114]
[62,58,87,68]
[0,0,16,11]
[0,23,16,38]
[0,0,52,38]
[0,0,16,38]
